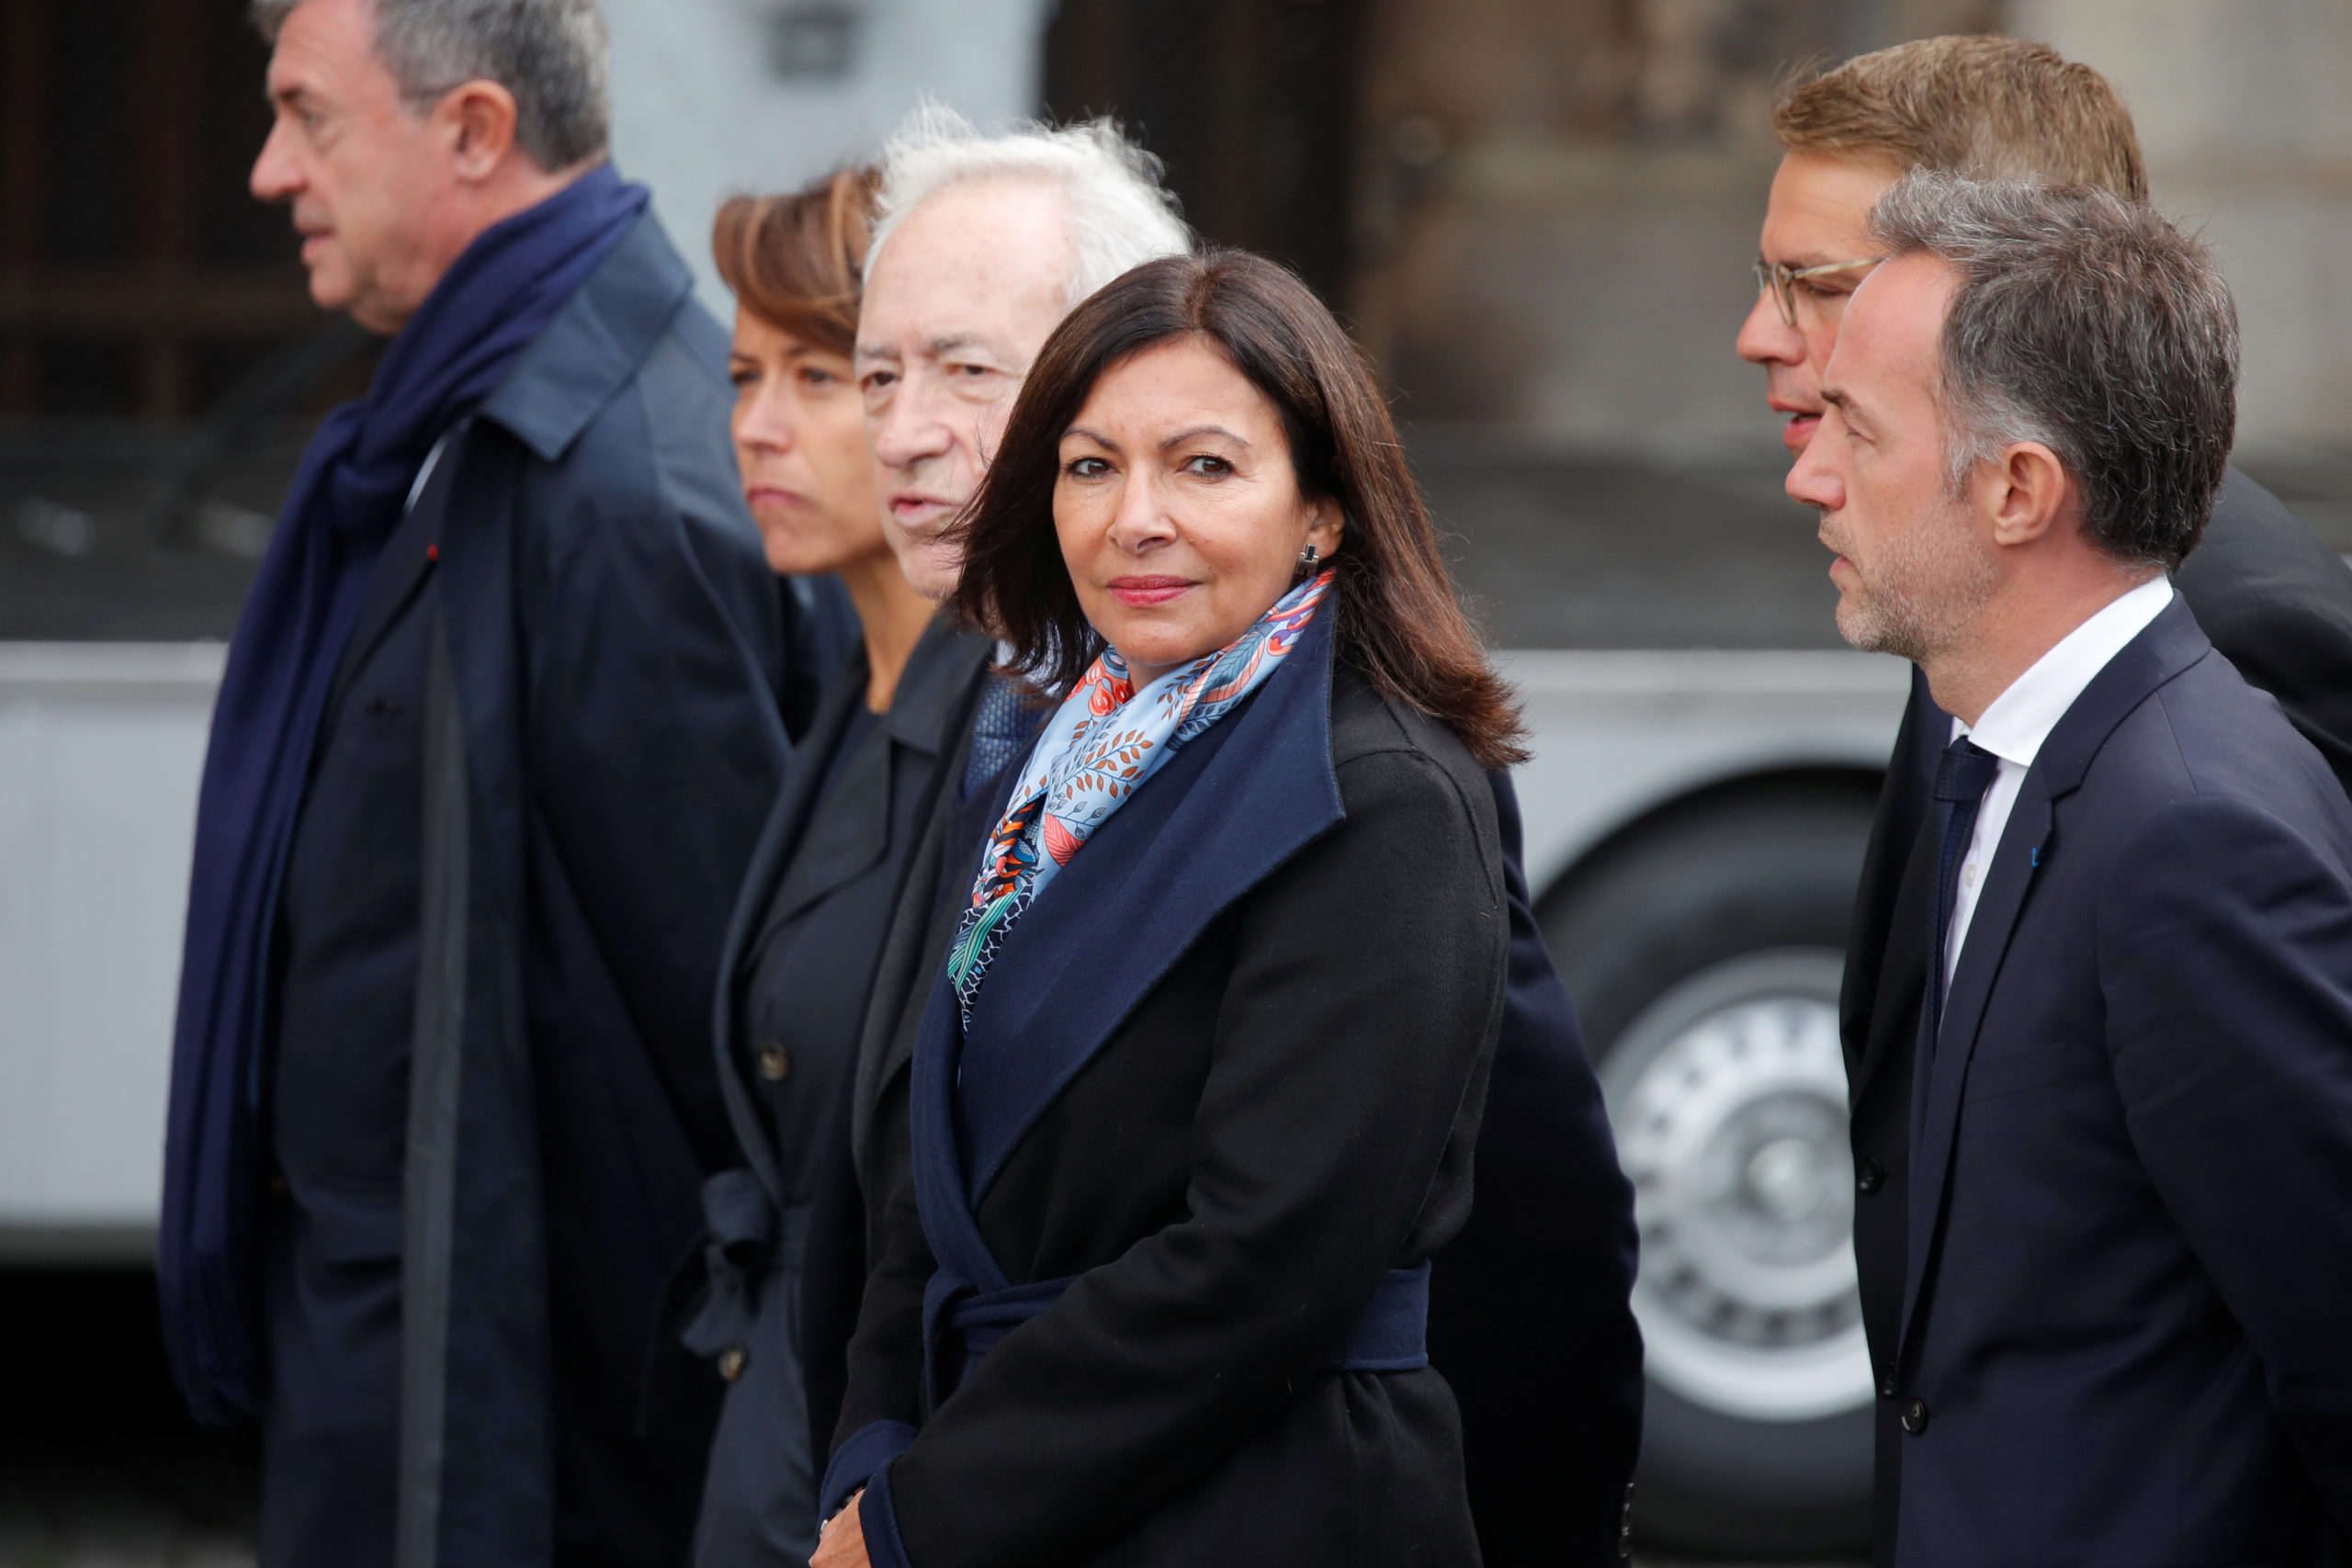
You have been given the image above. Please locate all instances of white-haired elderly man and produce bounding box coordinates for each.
[797,111,1640,1568]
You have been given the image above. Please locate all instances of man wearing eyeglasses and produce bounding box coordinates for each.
[1735,35,2352,1568]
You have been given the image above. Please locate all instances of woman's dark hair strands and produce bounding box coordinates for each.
[950,250,1526,769]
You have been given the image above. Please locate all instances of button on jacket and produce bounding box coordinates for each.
[691,619,993,1565]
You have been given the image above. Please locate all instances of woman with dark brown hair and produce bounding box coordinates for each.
[684,168,1003,1566]
[815,250,1522,1568]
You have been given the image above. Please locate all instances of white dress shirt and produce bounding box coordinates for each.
[1941,574,2176,992]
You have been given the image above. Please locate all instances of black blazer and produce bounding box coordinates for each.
[1841,468,2352,1563]
[689,617,990,1565]
[827,621,1508,1568]
[1882,599,2352,1563]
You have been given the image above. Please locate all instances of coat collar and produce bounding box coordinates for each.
[476,212,695,463]
[764,619,983,930]
[933,614,1347,1215]
[1899,596,2213,1357]
[886,616,994,753]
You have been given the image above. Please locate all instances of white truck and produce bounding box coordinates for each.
[0,636,1908,1552]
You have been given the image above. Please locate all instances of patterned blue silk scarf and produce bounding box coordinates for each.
[947,570,1336,1022]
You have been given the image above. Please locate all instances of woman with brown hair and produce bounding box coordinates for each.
[683,168,1001,1566]
[815,249,1522,1568]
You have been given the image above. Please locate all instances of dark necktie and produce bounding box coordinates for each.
[1921,737,2000,1060]
[960,672,1030,800]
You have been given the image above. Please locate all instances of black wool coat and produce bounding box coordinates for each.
[827,623,1509,1568]
[1840,467,2352,1566]
[842,716,1643,1568]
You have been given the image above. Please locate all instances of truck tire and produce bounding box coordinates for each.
[1538,778,1879,1557]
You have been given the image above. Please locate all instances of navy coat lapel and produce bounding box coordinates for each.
[477,214,690,464]
[1898,597,2214,1357]
[954,616,1346,1205]
[910,966,1005,1295]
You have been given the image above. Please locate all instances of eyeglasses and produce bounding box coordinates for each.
[1753,256,1880,327]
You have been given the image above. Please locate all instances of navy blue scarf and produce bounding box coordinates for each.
[159,166,649,1421]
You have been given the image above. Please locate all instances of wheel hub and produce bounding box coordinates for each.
[1601,949,1873,1422]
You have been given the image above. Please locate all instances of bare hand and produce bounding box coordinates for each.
[810,1488,869,1568]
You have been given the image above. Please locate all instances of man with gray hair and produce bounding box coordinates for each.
[1792,172,2352,1563]
[158,3,823,1565]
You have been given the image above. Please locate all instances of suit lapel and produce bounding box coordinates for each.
[910,964,1007,1294]
[1897,773,2051,1352]
[328,426,465,716]
[1845,666,1948,1106]
[708,660,867,1201]
[846,651,992,1179]
[1853,809,1939,1109]
[763,720,893,928]
[952,615,1346,1207]
[763,620,984,931]
[1897,596,2216,1357]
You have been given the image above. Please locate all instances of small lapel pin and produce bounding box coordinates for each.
[2030,845,2041,868]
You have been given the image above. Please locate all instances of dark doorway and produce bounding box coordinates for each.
[1042,0,1360,311]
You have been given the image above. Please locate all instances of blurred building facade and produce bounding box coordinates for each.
[1341,0,2352,466]
[1,0,2346,644]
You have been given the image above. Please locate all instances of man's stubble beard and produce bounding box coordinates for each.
[1822,498,1996,665]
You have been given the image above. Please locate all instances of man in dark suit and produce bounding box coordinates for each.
[159,3,811,1564]
[1736,38,2352,1562]
[1789,170,2352,1563]
[826,115,1642,1566]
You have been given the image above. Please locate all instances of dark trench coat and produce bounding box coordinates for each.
[263,212,815,1568]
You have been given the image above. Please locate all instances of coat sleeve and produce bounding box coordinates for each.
[1427,771,1642,1568]
[2100,791,2352,1535]
[869,745,1508,1568]
[821,1059,933,1519]
[517,456,789,1172]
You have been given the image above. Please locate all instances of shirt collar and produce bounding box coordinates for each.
[1954,575,2176,767]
